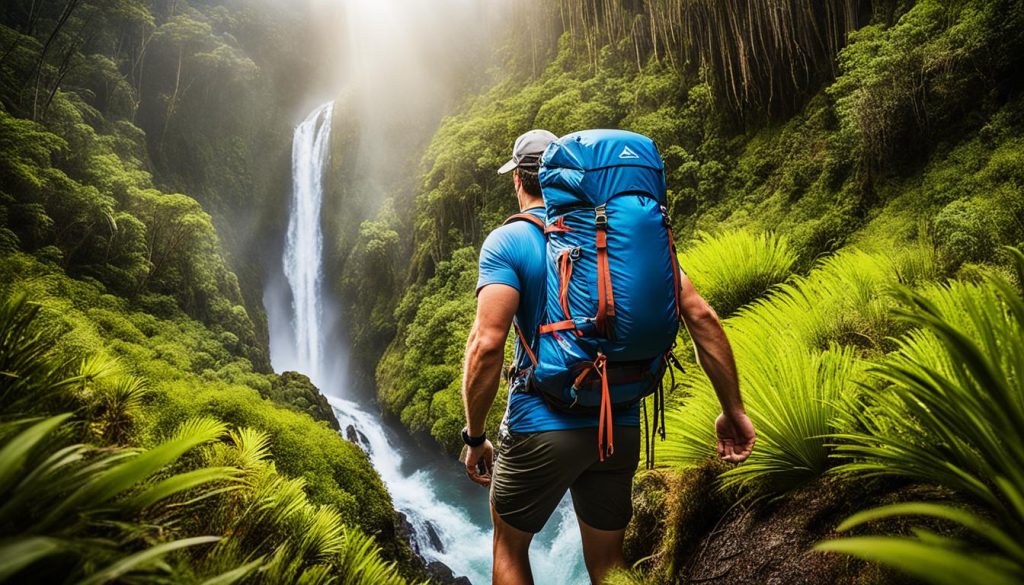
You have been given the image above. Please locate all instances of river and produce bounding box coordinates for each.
[263,100,589,584]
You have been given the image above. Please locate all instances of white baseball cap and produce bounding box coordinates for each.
[497,129,558,174]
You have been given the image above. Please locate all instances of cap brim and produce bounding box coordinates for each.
[497,159,517,174]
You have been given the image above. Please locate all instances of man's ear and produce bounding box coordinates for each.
[512,170,522,192]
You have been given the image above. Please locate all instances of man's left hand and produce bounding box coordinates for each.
[715,411,756,463]
[463,440,494,486]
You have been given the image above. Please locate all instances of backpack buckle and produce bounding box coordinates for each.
[594,205,608,228]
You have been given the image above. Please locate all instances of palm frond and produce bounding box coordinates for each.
[0,292,71,415]
[822,246,1024,584]
[41,417,228,530]
[659,250,894,496]
[681,229,797,317]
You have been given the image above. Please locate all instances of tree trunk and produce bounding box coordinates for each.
[30,0,80,119]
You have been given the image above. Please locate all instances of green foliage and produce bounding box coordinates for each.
[819,248,1024,584]
[662,342,864,498]
[376,247,494,452]
[0,413,233,582]
[0,282,416,584]
[681,230,797,318]
[264,371,340,431]
[0,291,77,416]
[659,250,912,497]
[829,0,1024,173]
[0,102,264,368]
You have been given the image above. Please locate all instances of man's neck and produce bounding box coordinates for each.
[519,195,544,212]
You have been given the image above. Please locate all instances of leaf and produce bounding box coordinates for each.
[197,558,264,585]
[0,414,72,496]
[835,502,1024,561]
[0,537,64,581]
[130,466,241,510]
[42,418,227,530]
[815,537,1021,585]
[77,536,220,585]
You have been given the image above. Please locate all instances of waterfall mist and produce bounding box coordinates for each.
[264,0,511,393]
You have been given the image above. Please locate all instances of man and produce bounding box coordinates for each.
[461,129,756,585]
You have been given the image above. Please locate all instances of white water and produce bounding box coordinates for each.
[280,102,333,385]
[267,101,590,584]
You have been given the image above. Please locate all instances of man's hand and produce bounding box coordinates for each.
[715,411,756,463]
[463,440,495,486]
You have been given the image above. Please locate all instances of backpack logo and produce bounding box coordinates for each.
[618,146,640,159]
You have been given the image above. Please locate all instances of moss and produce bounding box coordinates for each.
[264,371,340,430]
[624,461,733,582]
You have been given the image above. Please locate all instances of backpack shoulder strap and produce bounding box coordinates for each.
[501,212,543,369]
[503,212,545,231]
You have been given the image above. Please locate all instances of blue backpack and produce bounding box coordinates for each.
[505,129,684,464]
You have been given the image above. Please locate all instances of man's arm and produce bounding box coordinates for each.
[678,272,756,463]
[461,283,519,486]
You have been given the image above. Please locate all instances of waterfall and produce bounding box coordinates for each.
[282,102,333,386]
[269,101,588,585]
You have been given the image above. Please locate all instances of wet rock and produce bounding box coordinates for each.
[396,512,470,584]
[427,560,472,585]
[345,424,370,450]
[395,512,420,555]
[425,521,445,553]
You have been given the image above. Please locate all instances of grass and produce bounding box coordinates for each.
[659,249,903,497]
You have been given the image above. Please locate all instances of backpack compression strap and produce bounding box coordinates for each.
[594,204,616,336]
[666,225,682,321]
[502,213,545,367]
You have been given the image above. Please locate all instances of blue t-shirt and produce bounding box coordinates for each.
[476,207,640,433]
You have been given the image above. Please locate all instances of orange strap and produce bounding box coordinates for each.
[538,319,576,334]
[503,212,545,230]
[666,226,682,321]
[557,249,574,320]
[545,216,574,233]
[595,229,616,336]
[594,354,614,461]
[513,320,537,367]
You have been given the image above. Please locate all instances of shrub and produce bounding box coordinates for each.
[731,250,906,354]
[680,230,798,318]
[933,198,999,268]
[0,414,237,583]
[660,341,863,498]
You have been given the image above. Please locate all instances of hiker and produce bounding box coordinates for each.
[460,129,756,585]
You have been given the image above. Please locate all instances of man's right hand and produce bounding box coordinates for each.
[463,440,494,486]
[715,411,756,463]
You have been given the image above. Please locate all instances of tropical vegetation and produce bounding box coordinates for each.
[0,0,421,581]
[349,0,1024,583]
[3,0,1024,582]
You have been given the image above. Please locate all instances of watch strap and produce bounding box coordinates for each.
[462,428,487,447]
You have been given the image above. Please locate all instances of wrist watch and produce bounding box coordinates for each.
[462,427,487,447]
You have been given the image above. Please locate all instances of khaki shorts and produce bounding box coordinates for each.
[489,426,641,534]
